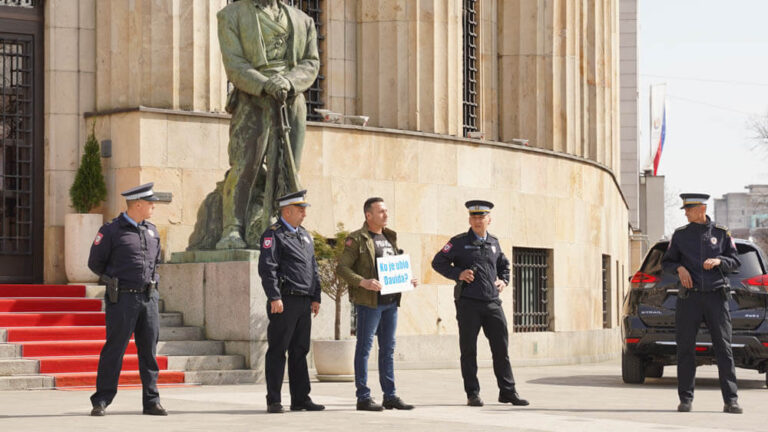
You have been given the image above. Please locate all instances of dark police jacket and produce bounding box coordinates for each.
[431,229,511,301]
[662,216,740,292]
[87,213,161,288]
[258,220,321,303]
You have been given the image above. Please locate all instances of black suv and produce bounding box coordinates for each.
[622,239,768,385]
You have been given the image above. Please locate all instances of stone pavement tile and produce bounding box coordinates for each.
[0,361,766,432]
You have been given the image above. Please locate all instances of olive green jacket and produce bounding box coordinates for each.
[336,223,401,308]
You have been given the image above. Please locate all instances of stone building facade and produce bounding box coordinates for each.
[3,0,628,365]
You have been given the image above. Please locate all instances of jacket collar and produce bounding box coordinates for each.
[360,222,397,242]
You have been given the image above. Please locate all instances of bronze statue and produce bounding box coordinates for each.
[187,0,319,250]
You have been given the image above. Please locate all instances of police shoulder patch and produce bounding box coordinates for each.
[262,237,274,249]
[442,242,453,253]
[94,232,104,245]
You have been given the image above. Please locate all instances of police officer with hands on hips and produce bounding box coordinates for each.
[87,183,167,417]
[258,189,325,414]
[662,193,742,414]
[431,200,529,408]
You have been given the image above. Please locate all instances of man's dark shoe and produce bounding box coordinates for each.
[383,396,414,410]
[142,403,168,416]
[291,398,325,411]
[467,395,484,407]
[677,401,692,412]
[499,391,529,406]
[90,402,106,417]
[267,402,285,413]
[356,398,384,411]
[723,402,743,414]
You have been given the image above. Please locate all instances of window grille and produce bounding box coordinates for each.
[0,1,36,7]
[226,0,325,121]
[0,36,33,254]
[602,255,610,328]
[462,0,478,136]
[512,248,550,332]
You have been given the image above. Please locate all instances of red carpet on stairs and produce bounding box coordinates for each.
[0,284,185,389]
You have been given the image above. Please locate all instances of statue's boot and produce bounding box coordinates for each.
[216,227,247,250]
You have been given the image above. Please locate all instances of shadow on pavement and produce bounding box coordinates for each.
[529,375,767,389]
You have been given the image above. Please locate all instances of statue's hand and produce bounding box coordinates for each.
[264,74,291,98]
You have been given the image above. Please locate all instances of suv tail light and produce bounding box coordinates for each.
[630,272,659,284]
[742,274,768,292]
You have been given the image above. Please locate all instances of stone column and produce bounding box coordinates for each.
[498,0,619,170]
[358,0,462,135]
[95,0,227,112]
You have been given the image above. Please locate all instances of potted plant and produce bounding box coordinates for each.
[65,123,107,283]
[311,223,355,381]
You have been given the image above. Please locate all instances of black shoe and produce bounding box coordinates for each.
[723,402,743,414]
[267,402,285,413]
[499,391,529,406]
[291,398,325,411]
[90,402,106,417]
[142,403,168,416]
[677,401,692,412]
[356,398,384,411]
[467,395,484,407]
[383,396,414,410]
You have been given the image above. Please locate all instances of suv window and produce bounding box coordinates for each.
[736,250,764,278]
[640,246,666,276]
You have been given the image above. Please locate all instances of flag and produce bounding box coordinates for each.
[649,84,667,176]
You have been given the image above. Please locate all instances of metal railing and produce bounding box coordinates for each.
[462,0,478,137]
[0,37,33,255]
[512,248,549,332]
[602,255,610,328]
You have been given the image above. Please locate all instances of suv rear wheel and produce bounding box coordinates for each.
[622,351,646,384]
[645,362,664,378]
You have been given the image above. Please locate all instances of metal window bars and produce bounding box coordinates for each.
[602,255,610,328]
[225,0,325,121]
[0,36,33,255]
[513,248,549,332]
[462,0,478,137]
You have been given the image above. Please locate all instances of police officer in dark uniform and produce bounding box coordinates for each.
[431,200,529,408]
[662,193,742,414]
[258,189,325,414]
[87,182,167,416]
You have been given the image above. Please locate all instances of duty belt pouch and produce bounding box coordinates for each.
[677,282,689,299]
[453,282,463,301]
[102,276,119,304]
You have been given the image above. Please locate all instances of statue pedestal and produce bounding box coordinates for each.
[158,250,350,380]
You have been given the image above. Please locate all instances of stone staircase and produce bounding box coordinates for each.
[0,284,258,390]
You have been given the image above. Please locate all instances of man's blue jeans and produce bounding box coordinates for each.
[354,302,398,401]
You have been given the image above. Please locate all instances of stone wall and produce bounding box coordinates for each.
[78,108,628,339]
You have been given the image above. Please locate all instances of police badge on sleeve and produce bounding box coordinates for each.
[94,233,103,245]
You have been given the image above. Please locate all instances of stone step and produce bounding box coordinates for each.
[183,369,259,385]
[156,340,224,356]
[159,326,203,341]
[0,375,54,390]
[0,359,38,376]
[167,355,245,371]
[0,344,20,358]
[159,312,183,327]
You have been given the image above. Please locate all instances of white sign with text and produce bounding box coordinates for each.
[377,254,414,295]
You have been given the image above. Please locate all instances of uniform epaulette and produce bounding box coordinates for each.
[269,223,281,231]
[714,223,728,231]
[454,232,469,239]
[674,224,689,232]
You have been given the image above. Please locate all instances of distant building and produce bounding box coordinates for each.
[714,185,768,252]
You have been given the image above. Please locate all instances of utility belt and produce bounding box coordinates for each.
[100,274,156,304]
[678,286,730,301]
[279,277,311,297]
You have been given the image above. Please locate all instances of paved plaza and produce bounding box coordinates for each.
[1,359,767,432]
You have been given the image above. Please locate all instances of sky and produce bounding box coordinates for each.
[637,0,768,232]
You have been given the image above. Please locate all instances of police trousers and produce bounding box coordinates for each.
[675,290,738,404]
[91,289,160,408]
[455,297,516,397]
[265,295,312,404]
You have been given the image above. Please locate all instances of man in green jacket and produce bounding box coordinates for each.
[337,197,417,411]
